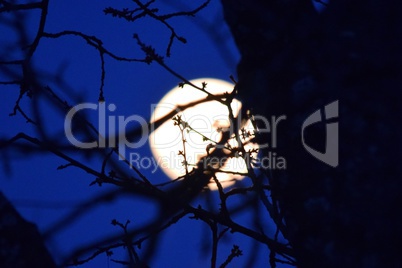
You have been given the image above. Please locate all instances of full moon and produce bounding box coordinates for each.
[149,78,257,190]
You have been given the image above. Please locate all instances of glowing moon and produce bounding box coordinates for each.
[149,78,257,190]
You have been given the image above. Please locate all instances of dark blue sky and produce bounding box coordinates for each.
[0,0,309,267]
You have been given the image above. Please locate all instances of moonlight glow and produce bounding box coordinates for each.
[149,78,258,190]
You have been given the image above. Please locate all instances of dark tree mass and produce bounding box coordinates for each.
[222,0,402,267]
[0,192,56,267]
